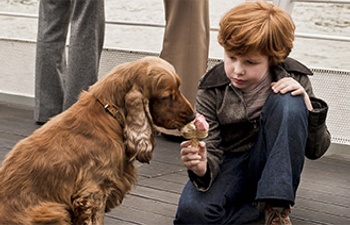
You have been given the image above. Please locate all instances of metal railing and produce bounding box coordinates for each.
[1,9,350,44]
[292,0,350,4]
[272,0,350,42]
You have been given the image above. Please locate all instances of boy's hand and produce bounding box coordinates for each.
[180,140,207,177]
[271,77,313,110]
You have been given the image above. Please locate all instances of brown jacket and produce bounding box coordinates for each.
[191,58,331,191]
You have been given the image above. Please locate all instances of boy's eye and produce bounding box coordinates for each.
[229,56,237,60]
[247,60,259,65]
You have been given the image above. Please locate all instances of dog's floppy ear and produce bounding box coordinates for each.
[124,85,155,163]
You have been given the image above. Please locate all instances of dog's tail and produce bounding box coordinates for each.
[28,202,72,225]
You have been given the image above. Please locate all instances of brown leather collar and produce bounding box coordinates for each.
[95,96,125,128]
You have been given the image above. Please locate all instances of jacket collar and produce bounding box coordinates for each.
[199,57,313,89]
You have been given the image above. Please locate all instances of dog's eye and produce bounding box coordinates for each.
[162,95,172,101]
[160,93,174,101]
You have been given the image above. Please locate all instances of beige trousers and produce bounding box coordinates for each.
[160,0,210,106]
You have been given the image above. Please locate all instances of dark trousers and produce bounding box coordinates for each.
[34,0,105,123]
[174,93,308,224]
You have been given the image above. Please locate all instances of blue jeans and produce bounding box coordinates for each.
[174,93,308,224]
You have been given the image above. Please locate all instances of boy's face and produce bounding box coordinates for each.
[224,51,270,91]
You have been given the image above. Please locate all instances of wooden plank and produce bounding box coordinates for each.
[105,181,183,224]
[129,185,180,205]
[288,218,320,225]
[104,215,140,225]
[304,156,350,174]
[301,177,350,196]
[154,172,189,184]
[112,193,177,218]
[292,206,350,225]
[295,198,350,219]
[297,184,350,206]
[0,132,20,160]
[138,175,187,195]
[151,135,183,163]
[106,203,174,225]
[136,160,184,178]
[301,164,350,190]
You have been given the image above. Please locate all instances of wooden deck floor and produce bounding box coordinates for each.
[1,102,350,225]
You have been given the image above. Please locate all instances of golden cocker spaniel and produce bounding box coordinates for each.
[0,57,195,225]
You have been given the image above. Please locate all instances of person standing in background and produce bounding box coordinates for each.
[160,0,210,106]
[158,0,210,138]
[34,0,105,124]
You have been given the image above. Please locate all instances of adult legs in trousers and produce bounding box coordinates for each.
[160,0,210,106]
[34,0,105,123]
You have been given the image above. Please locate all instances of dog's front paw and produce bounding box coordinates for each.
[72,195,95,225]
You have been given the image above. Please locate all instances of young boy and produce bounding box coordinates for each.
[174,1,330,225]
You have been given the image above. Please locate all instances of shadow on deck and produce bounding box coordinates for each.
[0,102,349,225]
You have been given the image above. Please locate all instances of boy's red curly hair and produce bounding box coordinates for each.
[218,1,295,65]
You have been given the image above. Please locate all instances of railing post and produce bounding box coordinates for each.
[273,0,295,14]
